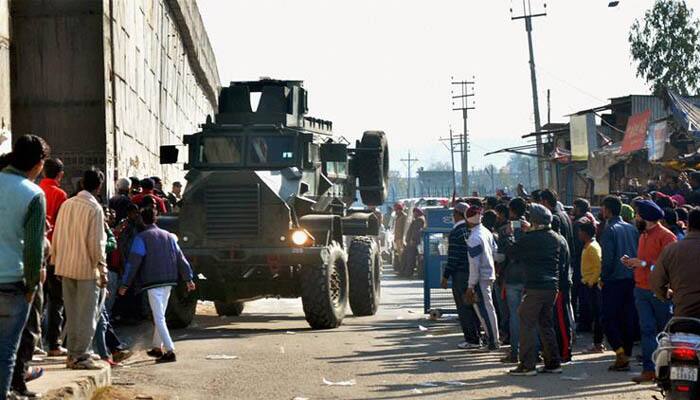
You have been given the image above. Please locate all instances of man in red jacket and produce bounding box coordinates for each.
[131,178,167,214]
[38,158,69,356]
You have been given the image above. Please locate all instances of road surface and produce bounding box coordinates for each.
[112,268,658,400]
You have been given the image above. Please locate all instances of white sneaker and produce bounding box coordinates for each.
[457,341,482,350]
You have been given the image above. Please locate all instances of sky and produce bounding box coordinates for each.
[197,0,699,177]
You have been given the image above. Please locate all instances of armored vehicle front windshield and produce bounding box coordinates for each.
[247,136,296,166]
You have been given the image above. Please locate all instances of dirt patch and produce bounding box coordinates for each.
[91,386,168,400]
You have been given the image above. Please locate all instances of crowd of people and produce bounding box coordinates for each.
[0,135,194,400]
[436,178,700,379]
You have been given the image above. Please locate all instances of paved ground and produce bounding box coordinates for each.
[110,268,659,400]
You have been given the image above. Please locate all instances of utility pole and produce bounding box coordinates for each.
[547,89,551,125]
[451,77,475,196]
[512,0,546,189]
[401,151,419,199]
[440,127,459,199]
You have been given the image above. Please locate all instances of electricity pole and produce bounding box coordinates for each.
[512,0,546,189]
[451,77,475,196]
[401,151,419,199]
[440,127,460,199]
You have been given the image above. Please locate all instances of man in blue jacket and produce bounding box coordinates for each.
[441,203,481,349]
[0,135,48,400]
[119,208,195,363]
[600,196,638,371]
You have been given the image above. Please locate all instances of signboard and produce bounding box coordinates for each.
[621,109,651,154]
[647,120,670,161]
[570,113,596,161]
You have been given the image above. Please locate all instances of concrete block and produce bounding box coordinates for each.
[27,361,111,400]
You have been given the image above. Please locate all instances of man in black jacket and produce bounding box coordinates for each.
[507,204,565,376]
[540,189,574,363]
[442,203,481,349]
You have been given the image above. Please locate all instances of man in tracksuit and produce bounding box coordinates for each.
[442,203,481,349]
[465,206,500,351]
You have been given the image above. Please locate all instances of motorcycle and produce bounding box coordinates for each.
[653,317,700,399]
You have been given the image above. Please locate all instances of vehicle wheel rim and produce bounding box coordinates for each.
[330,263,341,306]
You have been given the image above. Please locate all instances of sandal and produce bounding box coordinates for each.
[24,366,44,382]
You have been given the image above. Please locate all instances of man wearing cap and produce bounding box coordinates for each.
[402,208,425,276]
[506,204,565,376]
[622,200,676,383]
[465,206,500,351]
[442,203,481,349]
[392,203,407,264]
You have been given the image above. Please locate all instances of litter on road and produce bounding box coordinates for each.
[205,354,239,360]
[418,325,429,331]
[322,378,356,386]
[561,373,590,381]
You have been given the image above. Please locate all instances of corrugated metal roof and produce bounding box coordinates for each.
[629,95,668,122]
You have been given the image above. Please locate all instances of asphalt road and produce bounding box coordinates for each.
[113,268,659,400]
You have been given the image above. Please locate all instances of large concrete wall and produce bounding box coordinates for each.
[0,0,11,154]
[11,0,219,194]
[11,0,107,192]
[104,0,219,191]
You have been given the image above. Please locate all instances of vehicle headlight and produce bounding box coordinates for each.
[292,230,310,246]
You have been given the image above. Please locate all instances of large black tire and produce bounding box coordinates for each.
[301,244,348,329]
[348,237,381,316]
[214,301,245,316]
[357,131,389,206]
[165,282,198,329]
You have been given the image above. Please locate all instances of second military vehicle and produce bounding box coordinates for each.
[160,79,389,329]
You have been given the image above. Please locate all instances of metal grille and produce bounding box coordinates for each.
[205,185,260,239]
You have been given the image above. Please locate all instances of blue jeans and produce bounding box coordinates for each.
[602,279,636,356]
[506,284,524,357]
[104,271,119,314]
[635,287,671,372]
[94,307,110,359]
[0,283,30,399]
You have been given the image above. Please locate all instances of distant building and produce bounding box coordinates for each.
[416,168,458,197]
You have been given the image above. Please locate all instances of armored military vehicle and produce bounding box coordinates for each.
[160,79,389,329]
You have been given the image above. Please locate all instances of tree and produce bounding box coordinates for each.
[629,0,700,95]
[428,161,452,171]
